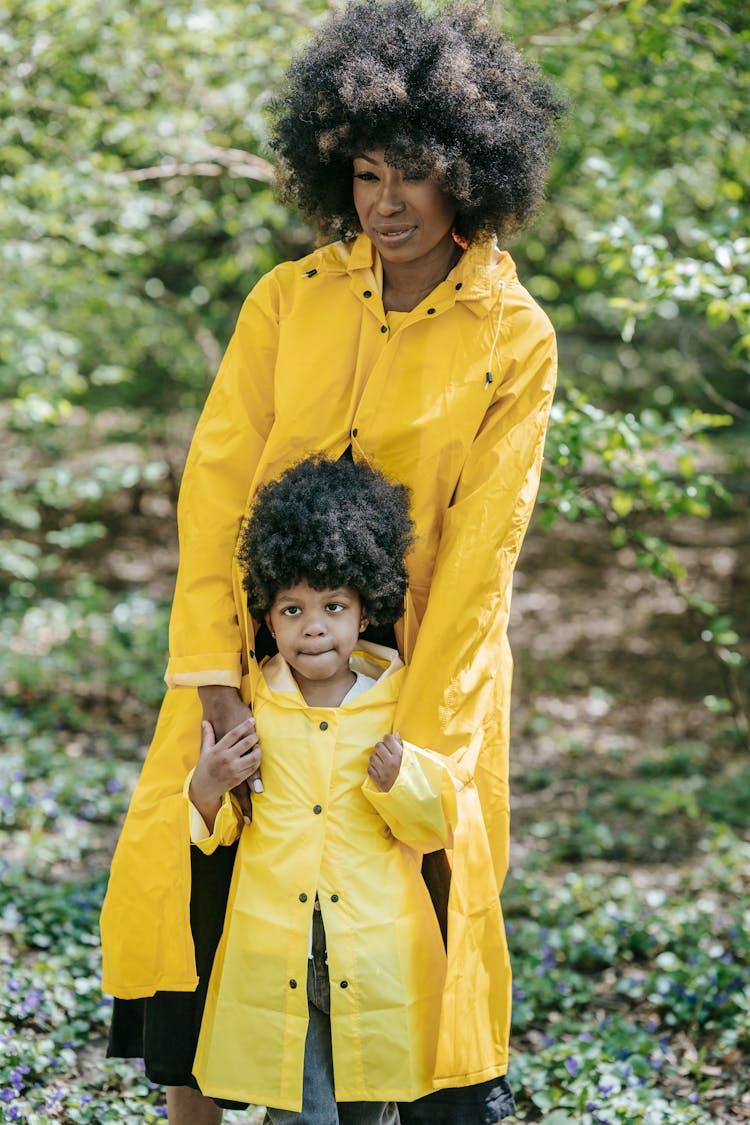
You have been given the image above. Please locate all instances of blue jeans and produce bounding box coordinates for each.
[263,905,399,1125]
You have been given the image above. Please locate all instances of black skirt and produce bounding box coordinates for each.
[107,841,249,1109]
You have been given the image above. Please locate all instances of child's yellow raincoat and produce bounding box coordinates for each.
[100,233,557,1089]
[192,645,456,1109]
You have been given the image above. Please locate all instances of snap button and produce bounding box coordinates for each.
[363,290,372,298]
[331,894,339,903]
[313,804,322,815]
[319,721,328,731]
[351,428,358,438]
[427,307,436,315]
[299,893,308,903]
[340,980,348,989]
[380,325,387,334]
[455,282,463,291]
[289,979,297,988]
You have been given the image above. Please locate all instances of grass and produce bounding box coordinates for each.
[1,538,748,1123]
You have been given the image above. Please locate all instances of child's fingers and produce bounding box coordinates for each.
[200,720,216,755]
[215,717,256,751]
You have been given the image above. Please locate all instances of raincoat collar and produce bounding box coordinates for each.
[320,232,516,317]
[258,640,404,708]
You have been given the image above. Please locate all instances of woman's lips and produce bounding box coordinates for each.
[375,226,417,245]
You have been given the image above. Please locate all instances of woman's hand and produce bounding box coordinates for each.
[367,732,403,792]
[198,685,262,820]
[189,718,262,833]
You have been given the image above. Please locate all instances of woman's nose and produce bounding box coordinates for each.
[376,175,405,215]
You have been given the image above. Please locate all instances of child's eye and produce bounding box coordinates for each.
[281,606,301,616]
[326,603,345,613]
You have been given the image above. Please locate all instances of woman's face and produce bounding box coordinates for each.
[352,148,457,268]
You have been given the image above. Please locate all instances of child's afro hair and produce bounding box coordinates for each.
[270,0,563,244]
[237,455,414,627]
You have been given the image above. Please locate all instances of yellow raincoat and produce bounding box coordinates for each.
[191,644,457,1109]
[100,232,557,1087]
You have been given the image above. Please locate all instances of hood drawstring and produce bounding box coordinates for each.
[485,279,506,390]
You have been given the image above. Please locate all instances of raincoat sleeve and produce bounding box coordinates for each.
[183,769,243,854]
[361,740,461,852]
[165,273,280,689]
[394,303,557,772]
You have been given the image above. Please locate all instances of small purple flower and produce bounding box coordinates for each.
[580,1031,593,1042]
[689,1093,699,1104]
[565,1056,580,1077]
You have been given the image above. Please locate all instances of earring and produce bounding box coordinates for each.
[452,226,469,251]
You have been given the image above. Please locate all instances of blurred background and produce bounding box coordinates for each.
[0,1,747,1121]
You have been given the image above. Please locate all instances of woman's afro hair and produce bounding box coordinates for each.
[270,0,563,244]
[237,455,414,627]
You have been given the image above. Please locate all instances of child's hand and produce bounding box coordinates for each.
[189,718,262,831]
[367,732,403,792]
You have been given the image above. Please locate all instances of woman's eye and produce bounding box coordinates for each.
[353,171,377,182]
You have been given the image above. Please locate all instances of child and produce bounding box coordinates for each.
[186,456,459,1122]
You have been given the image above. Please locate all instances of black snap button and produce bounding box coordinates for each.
[363,290,372,298]
[427,307,436,315]
[351,428,358,438]
[331,894,339,903]
[299,892,308,902]
[340,980,348,989]
[455,282,463,291]
[313,804,322,815]
[319,721,328,731]
[380,325,387,334]
[289,979,297,988]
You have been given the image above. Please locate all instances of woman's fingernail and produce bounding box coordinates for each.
[252,779,264,793]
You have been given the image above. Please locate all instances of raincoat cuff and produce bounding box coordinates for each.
[183,770,240,853]
[362,740,458,851]
[165,653,242,689]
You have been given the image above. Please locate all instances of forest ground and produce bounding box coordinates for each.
[1,420,748,1124]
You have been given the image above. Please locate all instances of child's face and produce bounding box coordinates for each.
[266,580,368,685]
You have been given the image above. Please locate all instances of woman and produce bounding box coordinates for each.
[101,2,561,1122]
